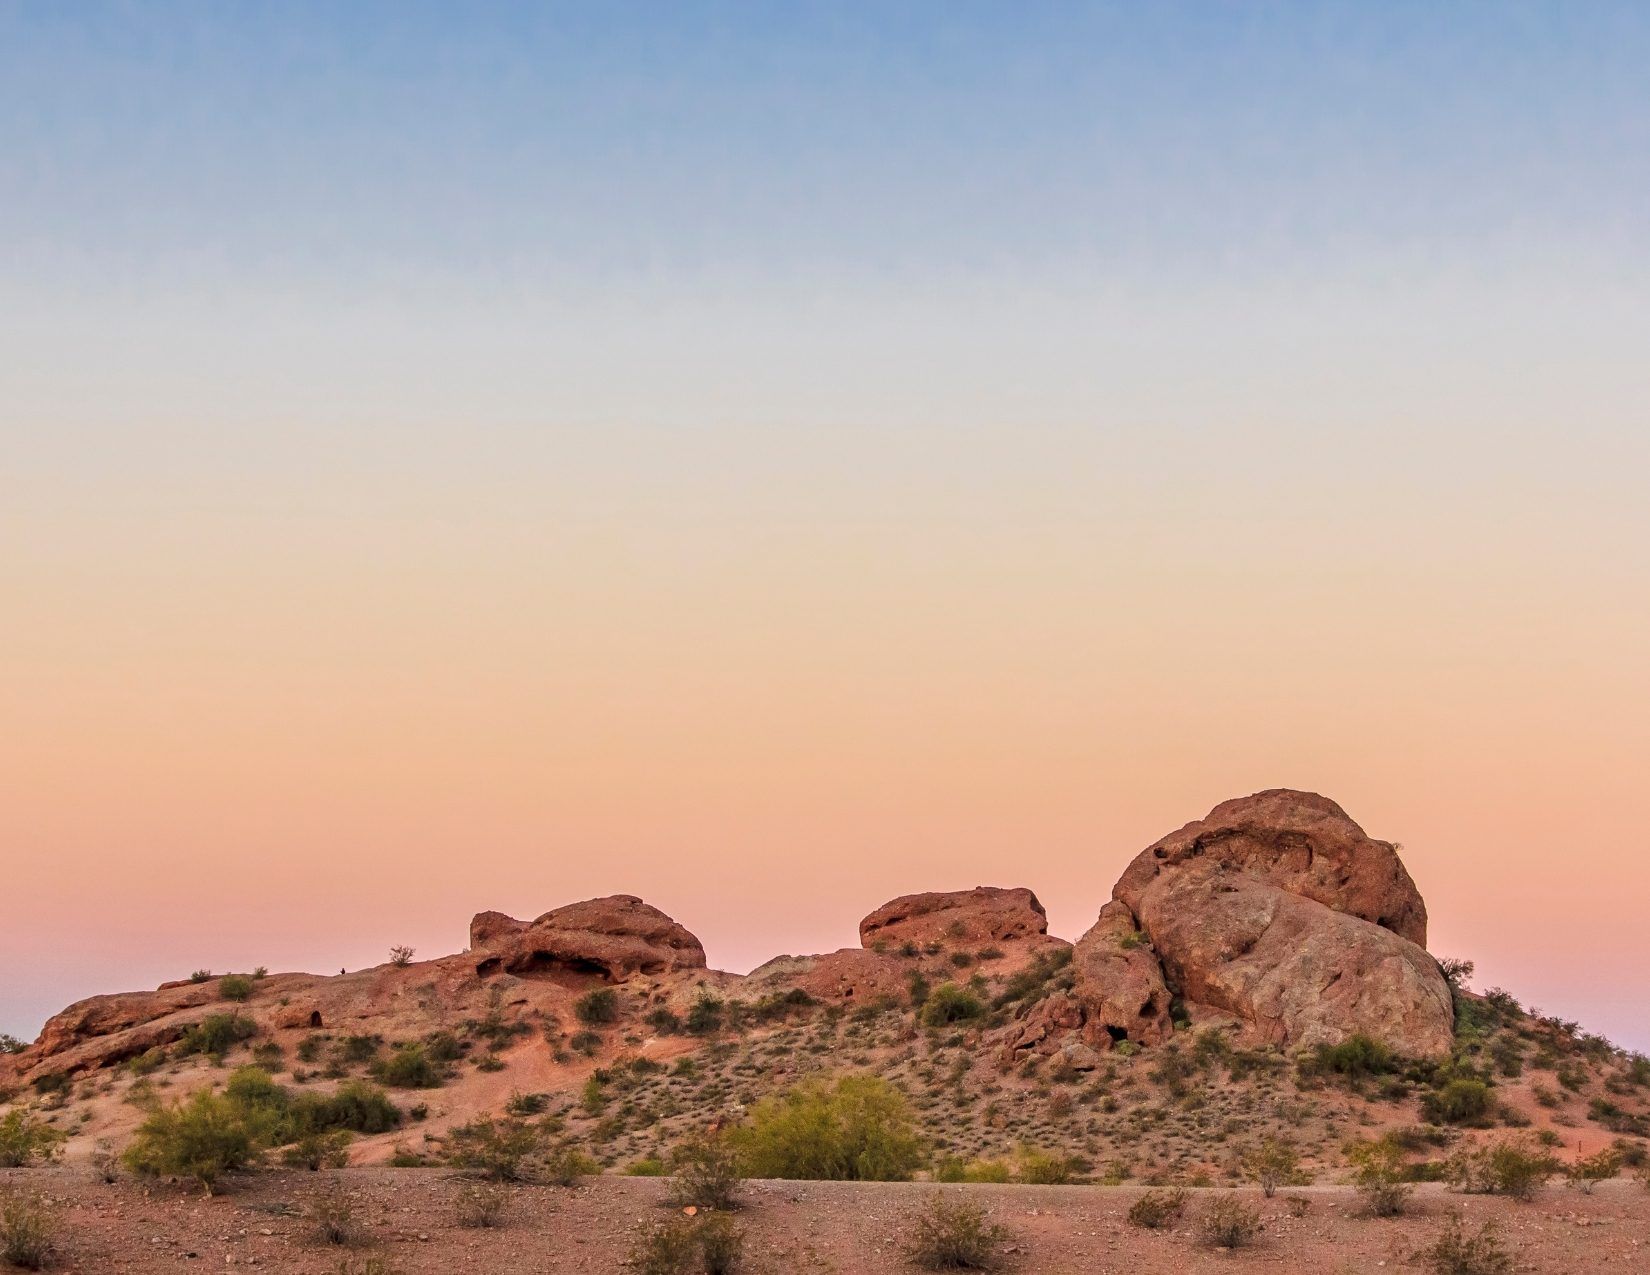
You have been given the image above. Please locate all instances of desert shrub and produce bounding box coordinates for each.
[0,1036,25,1055]
[1306,1034,1394,1081]
[505,1090,548,1117]
[921,984,986,1029]
[1421,1213,1511,1275]
[731,1075,924,1181]
[312,1081,403,1134]
[645,1008,682,1035]
[933,1157,1011,1184]
[0,1111,66,1168]
[123,1090,272,1192]
[1423,1078,1494,1126]
[310,1197,362,1246]
[686,992,725,1035]
[189,969,213,984]
[177,1012,257,1062]
[1347,1139,1413,1216]
[454,1181,509,1228]
[574,989,619,1026]
[570,1030,603,1056]
[369,1043,443,1089]
[388,945,415,967]
[543,1144,600,1186]
[1196,1195,1261,1248]
[0,1192,56,1270]
[218,974,254,1002]
[627,1157,667,1176]
[446,1116,547,1182]
[667,1131,743,1211]
[903,1193,1009,1271]
[1242,1137,1299,1197]
[990,947,1073,1010]
[1126,1187,1187,1229]
[1567,1146,1621,1193]
[251,1041,285,1072]
[1444,1136,1554,1200]
[281,1129,353,1170]
[1016,1147,1077,1185]
[628,1213,743,1275]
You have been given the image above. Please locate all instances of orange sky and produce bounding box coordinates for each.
[4,4,1648,1052]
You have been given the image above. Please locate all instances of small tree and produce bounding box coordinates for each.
[445,1116,547,1182]
[123,1090,272,1193]
[1243,1137,1299,1197]
[731,1075,924,1181]
[218,975,254,1002]
[388,945,415,967]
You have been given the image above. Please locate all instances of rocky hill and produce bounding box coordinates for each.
[3,790,1644,1186]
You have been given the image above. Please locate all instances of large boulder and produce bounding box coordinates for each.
[1113,789,1428,946]
[859,886,1054,950]
[1136,861,1454,1055]
[1070,900,1175,1047]
[1092,790,1452,1056]
[470,895,706,981]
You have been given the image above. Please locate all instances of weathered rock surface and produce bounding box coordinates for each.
[859,886,1053,950]
[1113,789,1428,946]
[1093,790,1452,1056]
[1070,900,1175,1048]
[471,895,706,981]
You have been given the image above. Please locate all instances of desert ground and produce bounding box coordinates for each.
[5,1167,1649,1273]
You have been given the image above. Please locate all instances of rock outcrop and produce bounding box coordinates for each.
[471,895,706,981]
[1093,790,1452,1056]
[859,887,1054,950]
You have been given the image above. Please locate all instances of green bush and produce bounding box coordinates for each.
[1242,1137,1300,1197]
[1307,1034,1394,1081]
[1016,1147,1077,1184]
[903,1193,1009,1271]
[1423,1078,1494,1126]
[218,975,254,1002]
[686,992,725,1035]
[0,1192,56,1270]
[0,1111,65,1168]
[1443,1136,1555,1199]
[1567,1146,1622,1192]
[176,1012,257,1062]
[921,984,986,1029]
[280,1128,352,1170]
[370,1043,444,1089]
[123,1090,272,1192]
[731,1075,924,1181]
[446,1117,547,1182]
[574,988,619,1025]
[933,1157,1011,1184]
[544,1144,601,1186]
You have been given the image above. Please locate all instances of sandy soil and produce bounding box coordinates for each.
[5,1167,1649,1273]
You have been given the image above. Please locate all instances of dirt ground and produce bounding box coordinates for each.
[5,1168,1650,1274]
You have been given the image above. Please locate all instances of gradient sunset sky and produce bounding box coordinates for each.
[3,3,1648,1051]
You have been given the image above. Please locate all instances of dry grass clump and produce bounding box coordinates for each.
[1196,1194,1262,1248]
[903,1193,1011,1270]
[1126,1187,1187,1229]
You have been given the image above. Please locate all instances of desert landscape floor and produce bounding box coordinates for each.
[6,1168,1649,1274]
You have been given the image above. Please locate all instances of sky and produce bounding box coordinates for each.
[2,2,1647,1051]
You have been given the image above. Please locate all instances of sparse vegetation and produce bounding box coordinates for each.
[1443,1136,1555,1200]
[1243,1137,1299,1197]
[176,1012,257,1062]
[575,988,620,1025]
[1421,1213,1511,1275]
[445,1116,547,1182]
[903,1193,1009,1271]
[667,1131,743,1211]
[1347,1138,1413,1216]
[1567,1146,1621,1193]
[920,984,986,1029]
[454,1181,509,1228]
[369,1043,444,1089]
[0,1193,56,1270]
[1126,1187,1187,1229]
[388,945,415,967]
[0,1111,65,1168]
[310,1196,362,1246]
[1196,1194,1262,1248]
[628,1212,745,1275]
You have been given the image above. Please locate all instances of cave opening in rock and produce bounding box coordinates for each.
[308,1011,323,1028]
[1106,1025,1130,1043]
